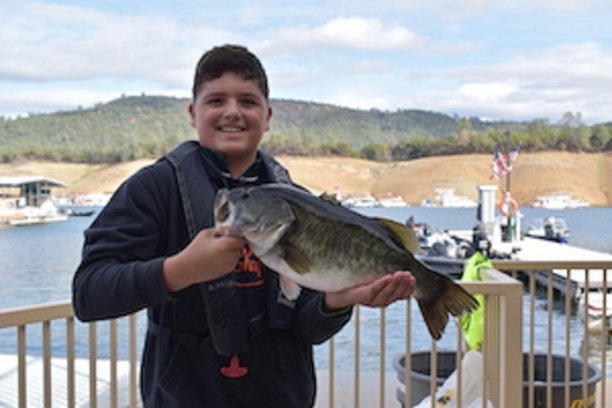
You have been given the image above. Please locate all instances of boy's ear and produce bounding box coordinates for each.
[265,106,273,131]
[188,103,196,128]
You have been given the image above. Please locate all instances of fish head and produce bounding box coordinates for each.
[214,187,296,248]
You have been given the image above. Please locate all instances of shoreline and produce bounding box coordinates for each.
[0,151,609,206]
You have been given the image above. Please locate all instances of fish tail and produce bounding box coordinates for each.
[416,273,478,340]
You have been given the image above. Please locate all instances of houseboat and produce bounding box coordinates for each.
[0,176,68,226]
[531,193,590,209]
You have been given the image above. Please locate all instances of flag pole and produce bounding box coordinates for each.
[506,168,511,195]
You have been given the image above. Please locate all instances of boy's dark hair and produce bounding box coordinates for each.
[192,44,269,100]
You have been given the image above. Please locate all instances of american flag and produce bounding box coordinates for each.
[491,148,519,179]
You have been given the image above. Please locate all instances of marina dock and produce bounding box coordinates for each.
[451,227,612,297]
[494,235,612,297]
[493,235,612,263]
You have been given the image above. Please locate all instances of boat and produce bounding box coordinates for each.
[0,176,68,226]
[531,193,590,209]
[378,194,408,208]
[71,193,111,207]
[341,194,380,208]
[62,208,96,217]
[422,188,477,208]
[524,216,570,243]
[578,288,612,333]
[3,199,68,226]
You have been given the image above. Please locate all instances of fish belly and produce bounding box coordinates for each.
[258,251,370,293]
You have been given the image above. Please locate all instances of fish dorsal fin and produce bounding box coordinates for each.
[318,192,342,206]
[282,242,312,275]
[374,217,420,253]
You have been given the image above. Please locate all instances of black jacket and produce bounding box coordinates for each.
[72,141,352,407]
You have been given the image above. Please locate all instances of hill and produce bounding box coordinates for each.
[0,95,526,163]
[1,152,609,206]
[278,152,611,206]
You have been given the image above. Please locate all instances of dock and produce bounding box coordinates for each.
[493,236,612,263]
[495,236,612,295]
[450,230,612,299]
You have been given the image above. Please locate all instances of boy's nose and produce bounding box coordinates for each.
[223,100,241,120]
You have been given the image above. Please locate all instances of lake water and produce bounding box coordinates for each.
[1,205,611,371]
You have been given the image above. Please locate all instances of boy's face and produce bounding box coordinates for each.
[189,72,272,169]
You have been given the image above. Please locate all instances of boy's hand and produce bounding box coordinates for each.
[163,227,245,292]
[324,271,416,311]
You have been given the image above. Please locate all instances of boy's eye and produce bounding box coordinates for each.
[241,99,258,107]
[205,97,223,105]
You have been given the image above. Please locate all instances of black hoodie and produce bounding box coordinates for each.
[72,141,352,407]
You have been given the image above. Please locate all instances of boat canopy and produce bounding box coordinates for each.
[0,176,66,207]
[0,176,66,188]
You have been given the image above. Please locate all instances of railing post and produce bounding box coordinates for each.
[129,313,139,408]
[497,275,523,407]
[469,269,524,407]
[18,325,26,408]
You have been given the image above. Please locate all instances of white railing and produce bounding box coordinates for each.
[493,260,611,408]
[317,268,523,408]
[0,260,610,407]
[0,303,142,408]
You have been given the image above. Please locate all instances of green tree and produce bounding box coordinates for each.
[361,144,390,161]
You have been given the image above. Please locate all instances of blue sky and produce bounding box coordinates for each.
[2,0,612,123]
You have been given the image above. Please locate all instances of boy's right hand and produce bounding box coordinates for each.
[162,227,246,293]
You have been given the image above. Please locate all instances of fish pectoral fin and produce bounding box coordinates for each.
[282,244,312,274]
[279,276,302,301]
[374,217,420,253]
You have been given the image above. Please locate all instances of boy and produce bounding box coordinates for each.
[72,44,415,407]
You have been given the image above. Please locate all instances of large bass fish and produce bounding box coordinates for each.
[214,184,477,340]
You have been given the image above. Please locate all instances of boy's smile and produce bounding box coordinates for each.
[189,72,272,177]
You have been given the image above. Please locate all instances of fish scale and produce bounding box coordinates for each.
[282,203,405,280]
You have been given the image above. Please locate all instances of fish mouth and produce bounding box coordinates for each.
[213,200,243,237]
[214,188,251,236]
[215,196,231,224]
[214,188,235,228]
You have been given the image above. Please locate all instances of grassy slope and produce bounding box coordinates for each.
[0,152,610,206]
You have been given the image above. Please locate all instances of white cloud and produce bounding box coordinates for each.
[1,0,611,123]
[514,0,601,12]
[259,17,425,53]
[446,43,612,94]
[392,42,612,122]
[435,0,494,20]
[458,82,518,101]
[0,86,190,118]
[0,88,120,117]
[319,17,424,49]
[0,0,231,86]
[432,0,602,20]
[327,86,394,111]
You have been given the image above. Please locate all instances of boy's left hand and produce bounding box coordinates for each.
[324,271,416,311]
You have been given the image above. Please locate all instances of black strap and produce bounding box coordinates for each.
[165,144,250,356]
[163,142,298,357]
[165,148,198,238]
